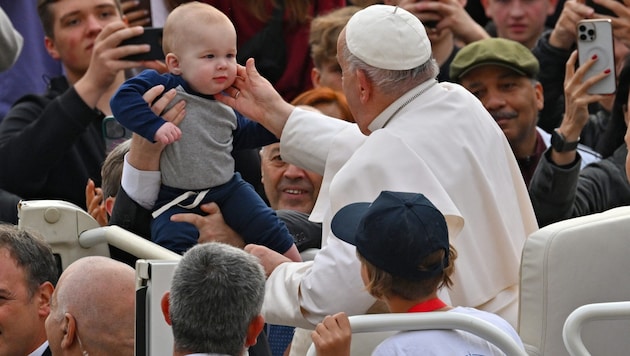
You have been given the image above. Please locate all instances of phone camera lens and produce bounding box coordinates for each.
[587,29,595,36]
[580,34,587,41]
[579,25,586,32]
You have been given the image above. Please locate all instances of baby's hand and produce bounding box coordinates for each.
[154,122,182,144]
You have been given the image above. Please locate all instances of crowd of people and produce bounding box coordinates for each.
[1,0,630,355]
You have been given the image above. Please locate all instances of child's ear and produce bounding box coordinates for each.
[166,53,181,75]
[105,196,115,216]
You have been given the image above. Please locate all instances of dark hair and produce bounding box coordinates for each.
[0,224,59,298]
[595,55,630,157]
[37,0,123,38]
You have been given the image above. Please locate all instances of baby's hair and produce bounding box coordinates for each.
[162,2,233,55]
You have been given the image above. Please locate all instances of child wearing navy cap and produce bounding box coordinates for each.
[312,191,524,355]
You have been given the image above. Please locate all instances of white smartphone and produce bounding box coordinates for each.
[577,19,616,95]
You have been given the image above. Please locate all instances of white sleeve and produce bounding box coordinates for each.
[280,107,352,175]
[121,153,161,209]
[0,7,23,71]
[263,234,376,329]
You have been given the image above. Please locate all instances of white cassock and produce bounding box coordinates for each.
[262,80,538,347]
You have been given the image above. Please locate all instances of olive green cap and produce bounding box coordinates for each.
[450,38,540,82]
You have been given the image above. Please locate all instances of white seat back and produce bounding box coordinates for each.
[305,313,527,356]
[519,206,630,356]
[135,259,181,356]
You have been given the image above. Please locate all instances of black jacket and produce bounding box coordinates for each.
[529,145,630,227]
[0,76,105,211]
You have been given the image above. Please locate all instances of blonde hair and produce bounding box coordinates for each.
[162,2,234,54]
[309,6,360,68]
[359,245,457,301]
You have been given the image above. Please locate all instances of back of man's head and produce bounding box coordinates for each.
[166,242,266,356]
[340,5,440,96]
[101,138,131,200]
[47,256,136,355]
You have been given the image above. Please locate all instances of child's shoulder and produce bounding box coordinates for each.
[125,70,184,90]
[135,69,170,81]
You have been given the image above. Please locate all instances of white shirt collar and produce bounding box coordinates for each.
[28,340,49,356]
[368,79,437,133]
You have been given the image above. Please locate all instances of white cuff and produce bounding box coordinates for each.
[121,153,161,210]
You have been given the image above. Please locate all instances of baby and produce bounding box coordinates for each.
[111,2,300,261]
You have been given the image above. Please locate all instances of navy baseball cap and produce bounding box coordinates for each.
[331,191,449,281]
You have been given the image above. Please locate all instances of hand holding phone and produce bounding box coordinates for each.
[577,19,616,95]
[121,0,153,27]
[120,27,164,61]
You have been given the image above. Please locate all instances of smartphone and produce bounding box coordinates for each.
[120,27,164,61]
[576,19,616,95]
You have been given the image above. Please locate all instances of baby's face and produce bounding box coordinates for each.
[176,21,237,95]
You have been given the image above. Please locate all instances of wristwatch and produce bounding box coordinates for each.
[551,129,579,152]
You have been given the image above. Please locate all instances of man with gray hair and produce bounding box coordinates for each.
[161,242,266,356]
[45,256,136,356]
[0,224,58,356]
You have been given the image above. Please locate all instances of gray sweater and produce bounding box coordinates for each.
[161,87,236,190]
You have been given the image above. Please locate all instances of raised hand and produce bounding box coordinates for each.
[215,58,294,138]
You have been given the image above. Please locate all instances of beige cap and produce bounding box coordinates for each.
[345,5,432,71]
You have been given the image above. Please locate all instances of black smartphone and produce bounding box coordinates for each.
[120,27,164,61]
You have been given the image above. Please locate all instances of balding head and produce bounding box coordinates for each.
[46,256,136,356]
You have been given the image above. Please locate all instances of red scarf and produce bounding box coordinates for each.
[407,298,447,313]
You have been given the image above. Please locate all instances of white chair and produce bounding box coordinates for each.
[305,312,527,356]
[519,206,630,356]
[17,199,179,270]
[563,301,630,356]
[135,259,180,356]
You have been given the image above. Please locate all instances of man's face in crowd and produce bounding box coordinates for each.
[0,248,51,355]
[460,65,543,148]
[260,144,323,214]
[44,0,123,79]
[482,0,557,49]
